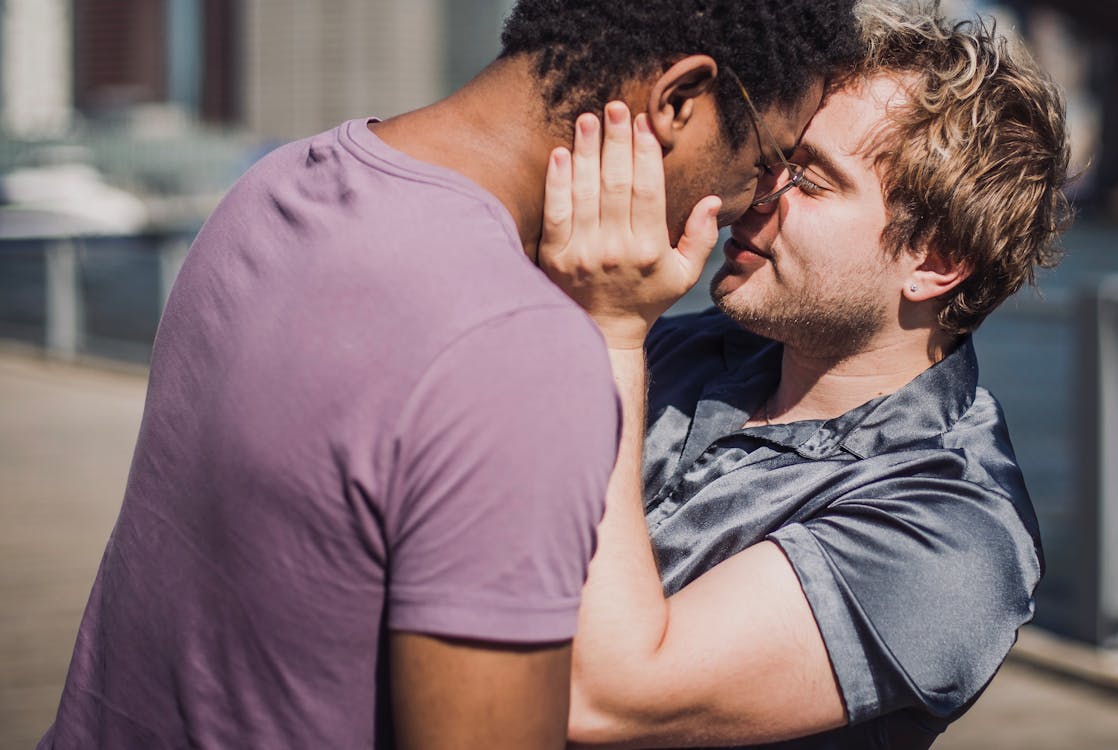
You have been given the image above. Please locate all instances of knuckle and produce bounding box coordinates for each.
[635,249,661,268]
[543,218,568,235]
[601,179,628,196]
[631,182,660,201]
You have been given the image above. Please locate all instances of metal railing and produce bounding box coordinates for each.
[1075,276,1118,646]
[0,232,192,363]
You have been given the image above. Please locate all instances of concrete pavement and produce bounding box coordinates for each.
[1,347,1116,750]
[0,348,146,749]
[941,660,1118,749]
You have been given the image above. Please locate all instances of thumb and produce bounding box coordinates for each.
[676,195,722,271]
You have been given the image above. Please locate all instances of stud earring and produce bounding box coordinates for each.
[909,284,918,293]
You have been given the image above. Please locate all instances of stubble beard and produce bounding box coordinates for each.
[710,265,890,360]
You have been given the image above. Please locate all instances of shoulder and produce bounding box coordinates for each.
[948,387,1027,483]
[445,302,615,380]
[771,443,1043,722]
[907,381,1043,552]
[832,419,1041,568]
[398,302,619,444]
[947,385,1043,554]
[803,435,1045,657]
[209,120,525,251]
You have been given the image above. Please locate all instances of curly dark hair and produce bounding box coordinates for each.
[499,0,861,150]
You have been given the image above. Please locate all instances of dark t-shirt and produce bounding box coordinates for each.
[39,119,620,749]
[642,309,1042,749]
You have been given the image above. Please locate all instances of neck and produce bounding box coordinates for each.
[369,56,561,262]
[766,328,956,424]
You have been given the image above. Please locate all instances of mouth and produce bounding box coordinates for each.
[724,235,772,262]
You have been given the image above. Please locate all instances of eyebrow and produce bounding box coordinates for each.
[796,141,855,192]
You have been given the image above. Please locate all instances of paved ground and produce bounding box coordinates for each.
[940,661,1118,749]
[2,348,1117,750]
[0,349,147,749]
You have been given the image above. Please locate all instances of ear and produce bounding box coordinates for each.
[646,55,719,154]
[903,249,972,302]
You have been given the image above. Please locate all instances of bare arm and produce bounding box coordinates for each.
[390,633,572,750]
[540,104,845,748]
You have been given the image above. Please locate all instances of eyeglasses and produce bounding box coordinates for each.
[724,66,807,207]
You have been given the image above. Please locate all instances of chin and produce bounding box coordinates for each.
[710,263,740,298]
[710,263,758,309]
[715,296,761,330]
[710,278,782,341]
[712,283,752,325]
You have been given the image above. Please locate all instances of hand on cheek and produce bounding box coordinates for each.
[538,102,722,350]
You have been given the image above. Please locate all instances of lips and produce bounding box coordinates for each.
[725,236,772,262]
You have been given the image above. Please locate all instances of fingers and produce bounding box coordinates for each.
[600,101,634,229]
[539,104,711,345]
[542,147,573,253]
[630,114,668,236]
[676,195,723,273]
[572,113,602,236]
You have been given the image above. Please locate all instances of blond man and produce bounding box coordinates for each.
[539,3,1071,748]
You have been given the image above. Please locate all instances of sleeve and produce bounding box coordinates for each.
[384,305,621,644]
[767,457,1042,723]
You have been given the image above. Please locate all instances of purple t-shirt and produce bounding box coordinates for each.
[40,119,620,749]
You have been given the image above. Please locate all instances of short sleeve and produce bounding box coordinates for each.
[768,460,1042,723]
[385,305,620,644]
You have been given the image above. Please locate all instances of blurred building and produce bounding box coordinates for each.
[1,0,518,233]
[242,0,514,140]
[5,0,1113,204]
[960,0,1118,216]
[72,0,238,124]
[5,0,515,142]
[243,0,432,140]
[1,0,73,136]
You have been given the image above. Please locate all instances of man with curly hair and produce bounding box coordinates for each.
[539,3,1070,748]
[37,2,859,749]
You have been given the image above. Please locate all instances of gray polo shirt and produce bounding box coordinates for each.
[643,308,1042,749]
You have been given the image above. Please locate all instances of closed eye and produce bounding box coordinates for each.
[783,163,827,196]
[797,171,826,195]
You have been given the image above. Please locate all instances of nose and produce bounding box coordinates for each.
[731,198,776,245]
[748,163,800,214]
[734,193,782,252]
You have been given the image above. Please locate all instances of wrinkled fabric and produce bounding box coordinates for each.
[38,119,619,750]
[643,308,1043,749]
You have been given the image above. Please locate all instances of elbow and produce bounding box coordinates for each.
[569,669,663,748]
[568,676,626,746]
[567,626,683,746]
[568,671,693,748]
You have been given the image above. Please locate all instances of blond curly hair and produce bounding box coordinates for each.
[853,1,1072,334]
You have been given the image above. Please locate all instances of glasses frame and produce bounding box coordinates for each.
[724,66,806,207]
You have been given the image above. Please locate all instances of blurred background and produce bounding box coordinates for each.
[1,1,1118,748]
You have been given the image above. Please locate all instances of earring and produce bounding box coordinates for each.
[909,284,918,293]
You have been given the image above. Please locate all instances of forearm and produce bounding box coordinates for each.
[569,346,674,746]
[547,105,844,747]
[567,346,846,749]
